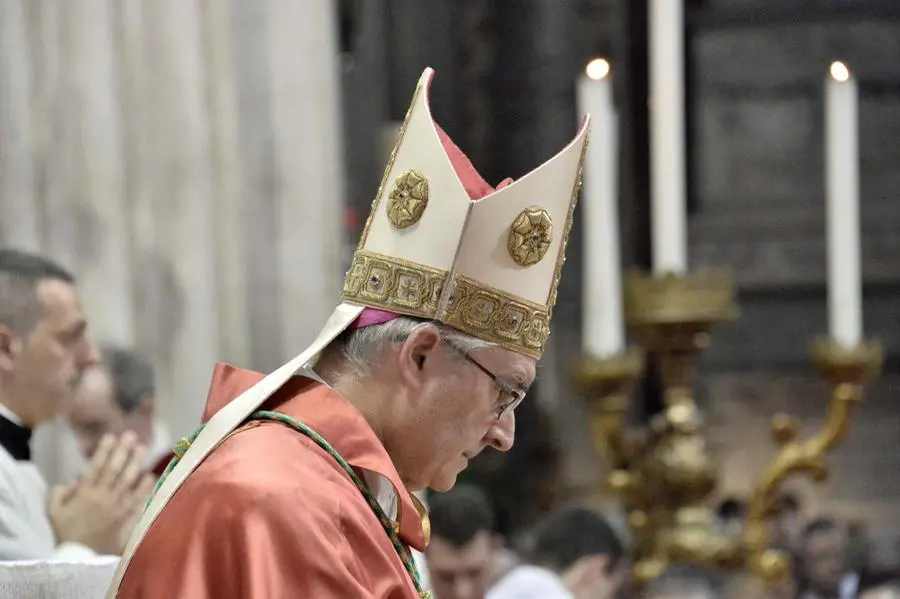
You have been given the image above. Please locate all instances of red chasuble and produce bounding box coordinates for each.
[117,363,428,598]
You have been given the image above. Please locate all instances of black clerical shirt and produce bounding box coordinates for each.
[0,412,31,461]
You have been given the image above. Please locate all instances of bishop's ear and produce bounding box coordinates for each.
[0,325,20,373]
[397,324,443,387]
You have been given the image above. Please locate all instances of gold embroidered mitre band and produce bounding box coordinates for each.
[342,68,591,359]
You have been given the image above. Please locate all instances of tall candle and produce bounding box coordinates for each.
[649,0,687,274]
[577,58,624,357]
[825,61,862,347]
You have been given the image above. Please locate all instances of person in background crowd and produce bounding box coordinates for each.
[726,571,798,599]
[490,538,520,588]
[642,564,727,599]
[0,248,153,559]
[426,485,498,599]
[716,497,747,538]
[797,518,859,599]
[847,520,872,577]
[489,506,625,599]
[860,582,900,599]
[771,493,803,552]
[67,346,173,476]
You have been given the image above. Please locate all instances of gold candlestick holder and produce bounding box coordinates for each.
[743,338,883,586]
[575,269,741,585]
[574,267,883,588]
[571,348,645,495]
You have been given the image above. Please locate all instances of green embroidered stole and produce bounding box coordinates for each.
[151,410,431,599]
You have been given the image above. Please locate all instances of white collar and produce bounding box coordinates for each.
[839,572,860,598]
[0,403,25,427]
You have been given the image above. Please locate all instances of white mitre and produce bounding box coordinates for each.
[345,67,590,358]
[105,67,591,597]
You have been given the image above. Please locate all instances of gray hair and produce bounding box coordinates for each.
[100,345,155,413]
[0,248,75,334]
[336,315,493,377]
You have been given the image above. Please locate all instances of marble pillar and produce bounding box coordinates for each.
[0,0,41,250]
[140,0,220,440]
[266,0,345,359]
[203,0,251,369]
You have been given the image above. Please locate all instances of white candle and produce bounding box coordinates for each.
[577,58,624,357]
[825,61,862,347]
[649,0,688,274]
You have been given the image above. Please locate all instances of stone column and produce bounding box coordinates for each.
[139,0,220,440]
[266,0,345,359]
[0,0,40,249]
[228,0,282,372]
[202,0,250,368]
[67,0,134,345]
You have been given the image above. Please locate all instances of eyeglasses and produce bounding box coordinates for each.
[444,342,526,420]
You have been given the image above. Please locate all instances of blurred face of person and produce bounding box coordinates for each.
[774,508,801,545]
[427,531,494,599]
[728,574,797,599]
[67,366,154,459]
[859,588,900,599]
[0,279,98,427]
[765,577,798,599]
[803,527,848,593]
[385,326,535,492]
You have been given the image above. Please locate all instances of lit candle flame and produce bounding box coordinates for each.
[586,58,610,81]
[830,61,850,82]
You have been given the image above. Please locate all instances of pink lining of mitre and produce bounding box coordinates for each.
[350,122,514,330]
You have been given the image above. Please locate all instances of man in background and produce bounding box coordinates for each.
[489,506,626,599]
[0,248,152,559]
[716,497,747,538]
[772,493,803,552]
[426,484,500,599]
[860,583,900,599]
[642,564,727,599]
[797,518,859,599]
[67,346,172,476]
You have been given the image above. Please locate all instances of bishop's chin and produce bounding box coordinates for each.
[423,466,461,493]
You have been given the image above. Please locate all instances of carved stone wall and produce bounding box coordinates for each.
[688,12,900,364]
[686,5,900,534]
[550,2,900,530]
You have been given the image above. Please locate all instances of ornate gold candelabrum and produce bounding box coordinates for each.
[573,269,883,588]
[743,337,883,585]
